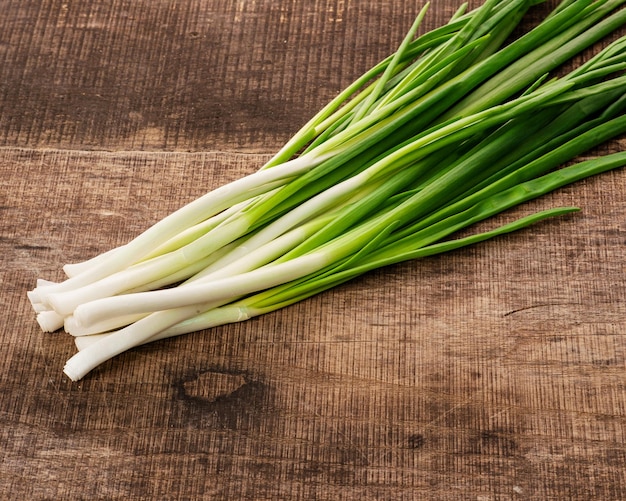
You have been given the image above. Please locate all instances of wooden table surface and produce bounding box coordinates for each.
[2,1,626,499]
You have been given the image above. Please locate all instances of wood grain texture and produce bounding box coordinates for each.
[0,0,457,152]
[1,0,626,500]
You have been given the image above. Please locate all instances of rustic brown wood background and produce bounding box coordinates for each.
[1,1,625,499]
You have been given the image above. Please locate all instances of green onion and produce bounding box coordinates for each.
[28,0,626,381]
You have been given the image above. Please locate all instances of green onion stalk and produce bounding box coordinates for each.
[27,0,626,380]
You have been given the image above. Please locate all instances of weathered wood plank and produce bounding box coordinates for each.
[0,0,461,152]
[2,147,626,500]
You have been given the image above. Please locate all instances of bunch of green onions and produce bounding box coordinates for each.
[29,0,626,380]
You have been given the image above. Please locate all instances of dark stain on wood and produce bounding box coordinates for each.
[468,430,519,458]
[173,366,272,431]
[407,433,425,450]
